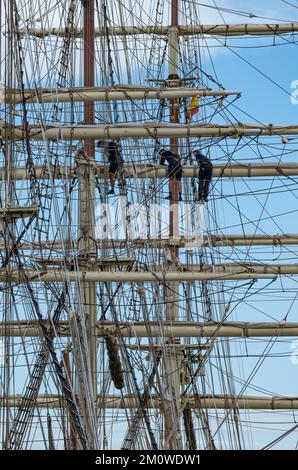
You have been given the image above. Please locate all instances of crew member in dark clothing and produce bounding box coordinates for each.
[193,150,213,202]
[159,148,183,201]
[97,140,124,194]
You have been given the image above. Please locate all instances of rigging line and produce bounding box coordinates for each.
[280,0,298,8]
[236,180,298,238]
[98,3,165,87]
[193,9,225,89]
[213,35,291,97]
[211,207,298,231]
[98,255,157,436]
[12,250,89,448]
[194,377,218,449]
[102,1,120,123]
[209,183,298,198]
[12,3,67,250]
[103,280,159,450]
[112,0,164,34]
[43,176,78,258]
[210,334,284,441]
[121,350,162,450]
[211,0,226,25]
[8,284,68,450]
[98,283,123,321]
[0,214,37,269]
[204,41,298,49]
[206,181,298,238]
[235,185,296,247]
[190,1,296,22]
[182,276,277,397]
[227,100,294,139]
[185,62,224,89]
[13,0,39,203]
[181,307,217,449]
[100,2,179,84]
[222,285,280,323]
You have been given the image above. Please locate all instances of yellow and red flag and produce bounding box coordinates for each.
[187,96,199,121]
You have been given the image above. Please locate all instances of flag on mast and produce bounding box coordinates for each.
[187,96,199,121]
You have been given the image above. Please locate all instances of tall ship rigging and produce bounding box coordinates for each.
[1,0,298,450]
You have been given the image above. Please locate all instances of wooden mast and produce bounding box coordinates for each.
[82,0,97,398]
[162,0,183,450]
[75,0,97,448]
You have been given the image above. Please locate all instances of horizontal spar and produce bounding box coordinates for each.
[0,270,279,283]
[189,263,298,275]
[2,123,298,141]
[9,234,298,250]
[3,87,240,104]
[1,394,298,409]
[1,163,298,180]
[0,263,298,283]
[93,234,298,248]
[19,23,298,37]
[1,320,298,338]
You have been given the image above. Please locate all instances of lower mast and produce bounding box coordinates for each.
[162,0,183,450]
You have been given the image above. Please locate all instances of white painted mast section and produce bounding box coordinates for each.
[20,23,298,37]
[6,123,298,140]
[1,320,298,338]
[3,87,240,103]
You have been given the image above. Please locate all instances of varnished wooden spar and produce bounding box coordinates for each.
[1,394,298,409]
[1,320,298,338]
[19,22,298,37]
